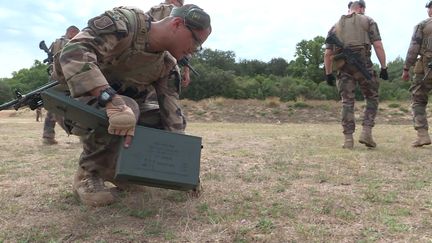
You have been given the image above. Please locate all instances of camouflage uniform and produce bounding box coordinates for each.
[60,7,185,184]
[404,18,432,131]
[36,107,42,122]
[326,13,382,136]
[42,36,71,143]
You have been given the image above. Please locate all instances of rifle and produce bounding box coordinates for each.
[178,56,199,76]
[39,40,53,64]
[0,81,59,111]
[325,33,372,80]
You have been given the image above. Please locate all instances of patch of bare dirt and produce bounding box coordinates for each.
[0,99,415,125]
[181,98,414,125]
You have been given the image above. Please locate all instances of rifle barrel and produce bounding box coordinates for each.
[0,99,19,111]
[0,80,60,111]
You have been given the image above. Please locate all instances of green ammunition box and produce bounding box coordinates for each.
[41,89,108,133]
[115,126,202,191]
[41,89,202,191]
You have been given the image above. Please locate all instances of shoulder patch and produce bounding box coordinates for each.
[93,16,114,30]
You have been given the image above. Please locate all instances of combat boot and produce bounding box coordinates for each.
[359,126,376,148]
[73,168,116,207]
[42,137,58,145]
[342,133,354,149]
[412,128,431,147]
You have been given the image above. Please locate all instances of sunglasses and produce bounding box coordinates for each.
[184,22,203,52]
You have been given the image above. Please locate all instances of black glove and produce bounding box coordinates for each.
[326,74,336,86]
[379,67,388,80]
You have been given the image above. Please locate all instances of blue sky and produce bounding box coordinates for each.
[0,0,426,78]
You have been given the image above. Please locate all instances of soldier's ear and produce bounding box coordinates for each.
[171,17,183,30]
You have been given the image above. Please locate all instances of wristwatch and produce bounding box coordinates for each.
[97,87,117,107]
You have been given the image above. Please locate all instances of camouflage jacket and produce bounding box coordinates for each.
[59,6,176,98]
[404,18,432,69]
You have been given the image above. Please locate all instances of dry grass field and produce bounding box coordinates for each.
[1,100,432,242]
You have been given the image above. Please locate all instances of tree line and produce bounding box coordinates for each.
[0,36,411,105]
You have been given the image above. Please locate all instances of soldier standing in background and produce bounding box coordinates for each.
[58,4,211,206]
[401,1,432,147]
[324,0,388,149]
[35,107,43,122]
[42,25,79,145]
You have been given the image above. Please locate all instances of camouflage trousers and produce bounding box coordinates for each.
[410,72,432,130]
[77,88,186,181]
[42,111,68,139]
[336,65,379,134]
[42,111,56,139]
[36,108,42,122]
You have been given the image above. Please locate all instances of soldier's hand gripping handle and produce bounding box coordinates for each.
[106,95,136,138]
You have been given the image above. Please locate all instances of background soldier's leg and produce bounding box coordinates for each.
[337,72,356,139]
[42,111,58,145]
[154,70,186,133]
[410,75,432,146]
[358,72,379,148]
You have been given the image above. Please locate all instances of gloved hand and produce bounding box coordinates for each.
[379,67,388,80]
[106,95,136,136]
[326,74,336,86]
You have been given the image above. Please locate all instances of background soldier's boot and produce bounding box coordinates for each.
[359,126,376,148]
[73,168,116,207]
[342,133,354,149]
[43,137,58,145]
[412,129,431,147]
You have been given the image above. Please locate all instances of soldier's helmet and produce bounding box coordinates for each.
[357,0,366,8]
[426,1,432,8]
[170,4,211,30]
[348,0,366,8]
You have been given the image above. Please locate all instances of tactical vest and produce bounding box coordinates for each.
[420,18,432,58]
[335,13,371,53]
[96,7,176,93]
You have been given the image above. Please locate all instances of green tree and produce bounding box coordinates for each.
[237,59,268,76]
[193,49,237,72]
[181,63,237,100]
[287,36,326,83]
[0,78,12,104]
[5,60,49,94]
[386,56,404,82]
[266,58,288,76]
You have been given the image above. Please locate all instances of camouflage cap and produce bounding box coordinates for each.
[170,4,210,30]
[426,1,432,8]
